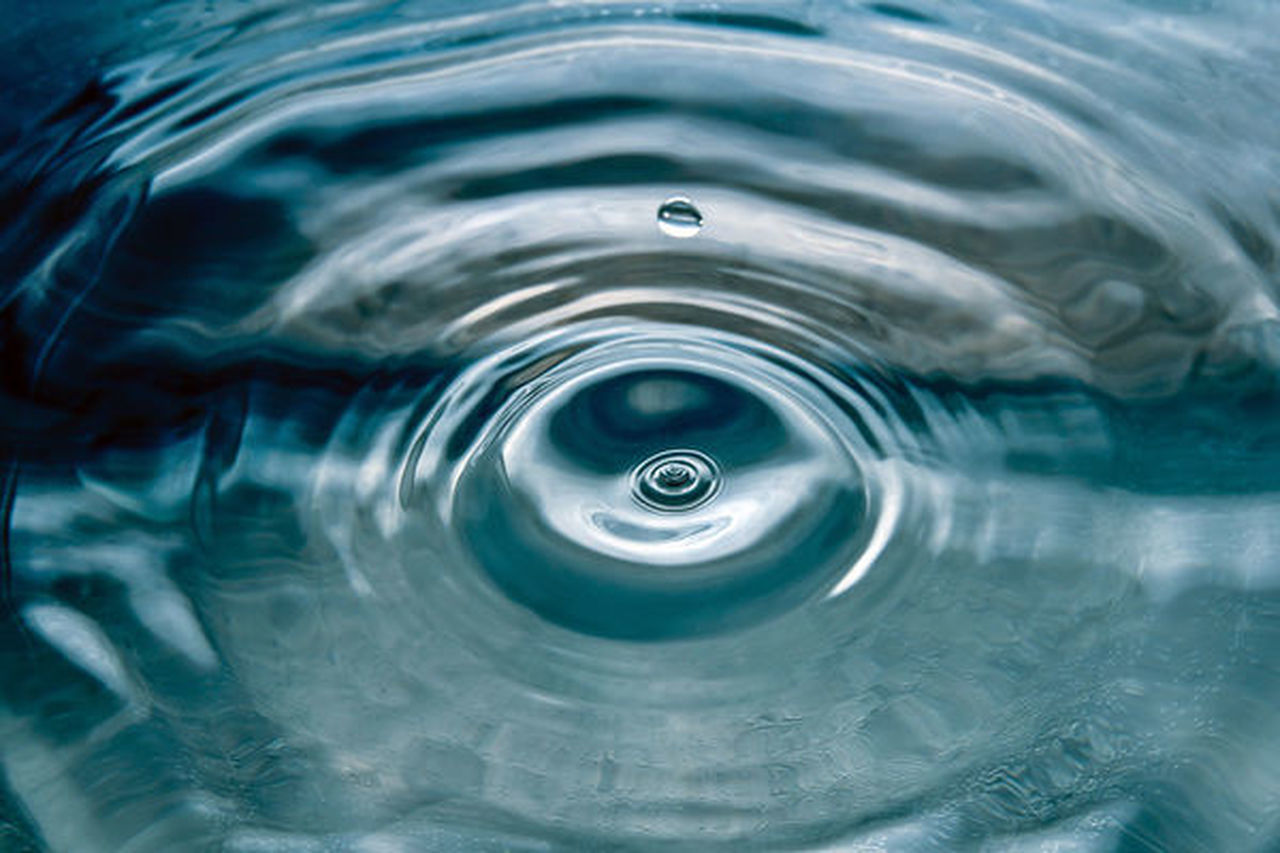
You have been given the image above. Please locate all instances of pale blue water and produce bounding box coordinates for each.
[1,1,1279,850]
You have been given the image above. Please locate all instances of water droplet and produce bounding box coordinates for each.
[633,449,720,512]
[657,196,703,238]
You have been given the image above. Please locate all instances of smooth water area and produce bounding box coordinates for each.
[1,1,1279,849]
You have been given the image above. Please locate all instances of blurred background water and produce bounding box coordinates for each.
[2,1,1279,850]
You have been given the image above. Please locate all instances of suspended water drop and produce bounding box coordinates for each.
[657,195,703,238]
[632,448,720,511]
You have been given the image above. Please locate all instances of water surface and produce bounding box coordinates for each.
[2,1,1279,849]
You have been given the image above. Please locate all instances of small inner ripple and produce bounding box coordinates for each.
[633,449,721,512]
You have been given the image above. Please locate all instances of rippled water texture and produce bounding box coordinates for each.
[3,1,1280,849]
